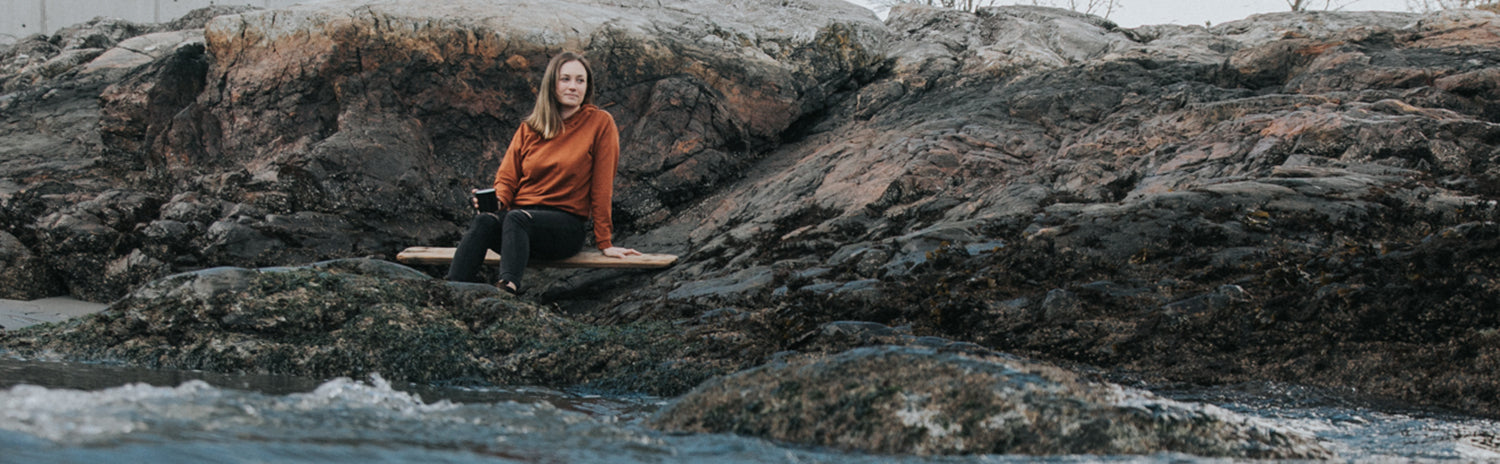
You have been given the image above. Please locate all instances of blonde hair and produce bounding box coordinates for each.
[524,51,596,140]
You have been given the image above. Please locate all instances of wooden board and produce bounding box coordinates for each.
[396,246,678,269]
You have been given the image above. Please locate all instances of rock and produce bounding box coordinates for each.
[1,17,154,92]
[625,13,1500,427]
[181,0,886,231]
[0,231,65,300]
[35,48,106,79]
[24,189,164,301]
[1039,288,1084,322]
[886,4,1134,87]
[666,265,775,303]
[159,5,263,32]
[200,219,282,262]
[102,249,170,298]
[82,30,204,78]
[53,18,152,51]
[790,319,993,356]
[93,30,209,166]
[3,0,889,301]
[31,211,124,301]
[651,345,1330,458]
[0,258,746,395]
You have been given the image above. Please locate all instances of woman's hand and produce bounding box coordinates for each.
[602,247,642,259]
[470,188,503,215]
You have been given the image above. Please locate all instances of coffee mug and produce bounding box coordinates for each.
[475,188,499,212]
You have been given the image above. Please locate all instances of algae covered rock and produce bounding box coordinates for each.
[652,345,1331,458]
[0,231,66,300]
[0,258,737,395]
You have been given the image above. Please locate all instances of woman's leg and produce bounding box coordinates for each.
[497,208,585,286]
[445,213,504,282]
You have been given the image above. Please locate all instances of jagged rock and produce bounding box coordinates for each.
[652,345,1330,458]
[0,231,65,300]
[0,17,154,92]
[0,258,746,395]
[95,31,209,163]
[184,0,882,226]
[160,5,262,31]
[2,0,888,302]
[6,0,886,302]
[26,189,163,301]
[885,4,1135,88]
[618,5,1500,416]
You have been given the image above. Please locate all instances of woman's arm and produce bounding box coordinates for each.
[492,126,531,211]
[589,111,621,250]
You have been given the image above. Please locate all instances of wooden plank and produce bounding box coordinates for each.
[396,246,678,269]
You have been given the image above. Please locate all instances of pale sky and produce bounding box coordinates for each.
[850,0,1419,27]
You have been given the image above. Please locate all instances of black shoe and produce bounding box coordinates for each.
[497,280,520,295]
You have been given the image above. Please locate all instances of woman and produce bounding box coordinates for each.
[446,51,640,294]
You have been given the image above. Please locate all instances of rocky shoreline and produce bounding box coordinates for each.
[3,0,1500,457]
[0,258,1332,457]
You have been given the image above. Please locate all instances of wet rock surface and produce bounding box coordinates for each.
[0,259,746,395]
[4,0,1500,456]
[1,257,1329,457]
[652,345,1330,458]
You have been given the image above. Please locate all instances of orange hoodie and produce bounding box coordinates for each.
[493,105,620,249]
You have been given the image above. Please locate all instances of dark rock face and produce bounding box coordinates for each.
[0,230,65,299]
[168,0,886,267]
[0,258,744,395]
[652,345,1330,458]
[2,0,886,301]
[0,7,254,301]
[606,6,1500,417]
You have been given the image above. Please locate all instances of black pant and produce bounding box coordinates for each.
[445,207,585,286]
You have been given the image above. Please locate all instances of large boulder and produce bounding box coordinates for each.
[652,345,1330,458]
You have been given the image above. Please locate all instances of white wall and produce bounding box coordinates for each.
[2,0,310,45]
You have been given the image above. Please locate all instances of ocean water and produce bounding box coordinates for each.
[1,358,1497,463]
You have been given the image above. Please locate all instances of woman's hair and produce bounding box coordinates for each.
[524,51,596,140]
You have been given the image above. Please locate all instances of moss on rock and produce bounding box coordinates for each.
[0,258,737,395]
[652,345,1331,458]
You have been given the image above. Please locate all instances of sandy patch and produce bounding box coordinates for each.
[0,297,108,331]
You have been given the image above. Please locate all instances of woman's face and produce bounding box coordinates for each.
[555,60,588,110]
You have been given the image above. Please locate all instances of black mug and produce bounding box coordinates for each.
[475,188,499,212]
